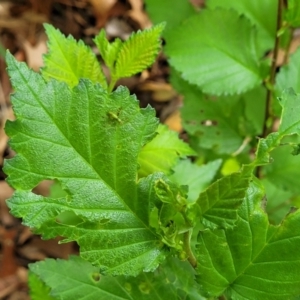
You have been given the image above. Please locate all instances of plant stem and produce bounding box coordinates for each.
[108,78,117,93]
[257,0,283,178]
[262,0,283,138]
[183,230,197,268]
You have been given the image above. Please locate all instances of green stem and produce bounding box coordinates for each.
[108,77,117,93]
[183,230,197,268]
[262,0,283,139]
[257,0,283,178]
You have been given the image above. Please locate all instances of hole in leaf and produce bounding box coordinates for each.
[201,120,218,126]
[56,211,83,226]
[49,180,68,198]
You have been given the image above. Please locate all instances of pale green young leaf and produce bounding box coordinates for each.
[5,52,167,276]
[112,23,165,80]
[138,124,196,177]
[93,29,122,70]
[165,8,267,95]
[169,159,222,202]
[206,0,277,55]
[29,272,57,300]
[144,0,196,36]
[42,24,107,88]
[195,166,252,229]
[196,179,300,300]
[30,256,203,300]
[276,47,300,95]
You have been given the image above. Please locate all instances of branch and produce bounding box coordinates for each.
[262,0,283,138]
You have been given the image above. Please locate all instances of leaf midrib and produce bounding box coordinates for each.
[16,65,156,236]
[223,218,291,294]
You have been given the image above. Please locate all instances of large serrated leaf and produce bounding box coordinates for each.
[42,24,107,88]
[5,52,167,276]
[196,179,300,300]
[112,23,165,80]
[30,256,203,300]
[196,166,252,229]
[165,8,266,95]
[206,0,277,55]
[138,124,195,177]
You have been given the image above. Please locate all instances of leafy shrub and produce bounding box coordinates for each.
[4,1,300,299]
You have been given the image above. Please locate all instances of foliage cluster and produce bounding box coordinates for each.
[4,0,300,299]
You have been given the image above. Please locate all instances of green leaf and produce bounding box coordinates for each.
[112,23,165,81]
[255,89,300,166]
[221,157,241,176]
[196,166,252,229]
[29,272,57,300]
[196,178,300,300]
[42,24,107,88]
[149,174,196,251]
[165,8,267,95]
[276,47,300,95]
[262,178,293,225]
[206,0,277,55]
[285,0,300,27]
[5,52,167,276]
[30,256,203,300]
[169,159,222,202]
[262,141,300,195]
[243,86,266,136]
[93,29,122,70]
[172,73,264,154]
[144,0,196,35]
[138,124,196,177]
